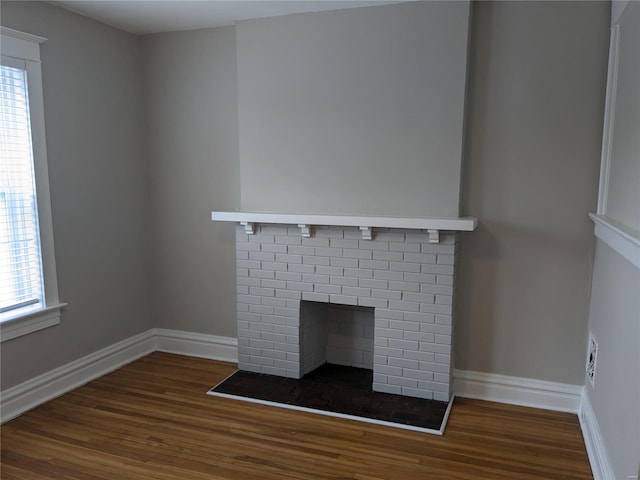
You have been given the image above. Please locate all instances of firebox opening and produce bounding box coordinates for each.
[300,301,374,377]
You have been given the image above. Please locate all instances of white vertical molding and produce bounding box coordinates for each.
[596,25,620,215]
[579,393,616,480]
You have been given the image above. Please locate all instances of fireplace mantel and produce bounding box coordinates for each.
[212,211,477,243]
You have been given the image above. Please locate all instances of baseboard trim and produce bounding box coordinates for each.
[154,328,238,362]
[452,369,583,413]
[0,329,156,423]
[579,393,615,480]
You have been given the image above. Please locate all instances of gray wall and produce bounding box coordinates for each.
[236,2,470,217]
[456,1,609,384]
[0,2,150,389]
[586,240,640,479]
[142,27,239,336]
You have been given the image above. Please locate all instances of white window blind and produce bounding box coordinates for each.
[0,56,44,317]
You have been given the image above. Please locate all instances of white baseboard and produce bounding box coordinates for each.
[452,369,584,413]
[154,328,237,362]
[0,329,156,423]
[579,393,615,480]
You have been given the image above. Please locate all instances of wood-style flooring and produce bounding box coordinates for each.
[1,352,592,479]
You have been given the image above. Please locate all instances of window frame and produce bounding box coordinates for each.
[0,26,65,342]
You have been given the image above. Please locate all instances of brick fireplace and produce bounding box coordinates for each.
[231,221,461,402]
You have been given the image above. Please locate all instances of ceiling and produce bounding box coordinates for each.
[49,1,403,35]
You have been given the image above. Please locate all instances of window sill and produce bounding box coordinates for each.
[0,303,67,342]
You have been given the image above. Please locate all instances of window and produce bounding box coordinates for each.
[0,27,64,341]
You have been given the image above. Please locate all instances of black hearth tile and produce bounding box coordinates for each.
[210,364,449,431]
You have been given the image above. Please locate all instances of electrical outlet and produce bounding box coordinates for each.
[586,333,598,387]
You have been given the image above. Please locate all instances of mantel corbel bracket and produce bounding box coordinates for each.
[298,224,312,238]
[360,226,373,240]
[240,222,255,235]
[428,229,440,244]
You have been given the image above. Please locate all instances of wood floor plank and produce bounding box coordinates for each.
[1,352,593,479]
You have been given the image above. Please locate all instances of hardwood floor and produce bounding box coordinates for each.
[1,352,592,479]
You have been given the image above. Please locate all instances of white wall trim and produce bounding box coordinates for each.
[590,214,640,269]
[0,329,155,423]
[154,328,238,362]
[452,369,584,413]
[579,393,616,480]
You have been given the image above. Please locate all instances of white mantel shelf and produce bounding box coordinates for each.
[211,211,477,243]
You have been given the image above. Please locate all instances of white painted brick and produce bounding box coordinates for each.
[342,286,370,297]
[405,233,431,243]
[249,251,276,262]
[388,357,420,369]
[330,257,358,268]
[418,302,451,315]
[237,294,261,305]
[404,331,435,343]
[316,265,343,276]
[237,268,249,279]
[388,338,419,351]
[373,250,404,261]
[374,270,404,281]
[237,286,249,295]
[343,248,372,259]
[375,309,404,320]
[301,237,330,247]
[402,368,434,381]
[436,275,454,286]
[389,241,420,253]
[250,287,275,297]
[261,262,288,272]
[418,381,449,393]
[371,289,401,300]
[330,276,359,287]
[238,328,261,340]
[404,312,435,323]
[237,303,248,312]
[402,387,433,400]
[315,228,344,239]
[240,363,262,374]
[261,315,287,325]
[303,255,330,266]
[388,300,420,312]
[261,279,287,290]
[344,268,373,278]
[276,271,302,282]
[403,292,435,304]
[276,253,302,264]
[249,269,275,279]
[435,324,452,335]
[251,356,274,367]
[236,250,249,260]
[358,278,388,289]
[250,339,274,350]
[274,325,298,336]
[373,373,388,384]
[329,294,357,306]
[237,337,250,347]
[389,262,420,273]
[300,273,327,284]
[376,364,403,376]
[359,259,389,270]
[358,297,388,309]
[287,352,300,362]
[374,346,404,357]
[373,354,387,365]
[274,307,298,317]
[404,273,438,286]
[388,375,418,388]
[419,342,451,355]
[421,243,455,254]
[388,320,420,331]
[262,243,287,253]
[259,226,287,236]
[420,284,453,295]
[274,341,299,353]
[302,292,329,303]
[344,228,365,240]
[315,284,341,294]
[435,334,451,345]
[358,240,389,251]
[261,334,288,345]
[262,366,288,376]
[288,264,316,274]
[421,264,454,275]
[248,234,275,244]
[375,337,388,347]
[435,314,452,325]
[236,242,260,252]
[434,373,450,384]
[239,346,261,356]
[288,245,315,256]
[373,383,401,395]
[315,247,343,257]
[433,392,450,402]
[251,322,274,332]
[435,354,450,365]
[274,359,298,370]
[388,281,419,292]
[404,252,437,264]
[375,327,404,339]
[238,260,261,269]
[238,312,261,323]
[275,289,301,300]
[330,238,359,248]
[374,231,406,242]
[275,235,301,245]
[403,350,435,362]
[437,254,455,265]
[435,295,452,306]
